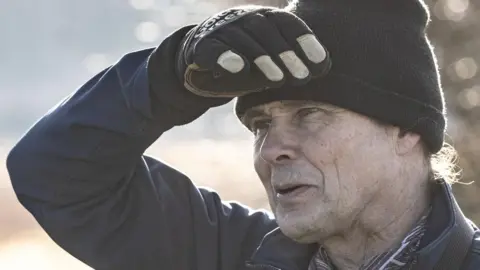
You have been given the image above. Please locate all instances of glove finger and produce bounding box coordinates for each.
[185,37,251,97]
[185,35,279,98]
[193,37,249,75]
[265,10,331,78]
[214,25,286,86]
[241,13,311,85]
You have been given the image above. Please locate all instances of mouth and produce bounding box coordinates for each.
[274,184,314,196]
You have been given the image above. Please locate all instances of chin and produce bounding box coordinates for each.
[278,224,321,244]
[276,214,325,244]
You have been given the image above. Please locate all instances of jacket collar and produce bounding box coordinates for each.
[413,181,467,269]
[246,228,318,270]
[248,181,464,270]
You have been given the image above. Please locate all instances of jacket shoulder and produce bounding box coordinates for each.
[462,230,480,269]
[143,154,191,182]
[142,154,202,202]
[141,155,278,269]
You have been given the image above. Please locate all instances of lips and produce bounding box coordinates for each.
[275,184,308,195]
[274,183,316,197]
[274,184,316,207]
[270,168,320,203]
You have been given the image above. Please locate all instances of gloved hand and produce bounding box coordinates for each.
[176,6,331,98]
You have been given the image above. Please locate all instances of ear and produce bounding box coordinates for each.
[393,127,422,155]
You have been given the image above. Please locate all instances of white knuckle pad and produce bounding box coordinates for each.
[217,50,245,73]
[254,55,284,82]
[279,51,309,79]
[297,34,327,64]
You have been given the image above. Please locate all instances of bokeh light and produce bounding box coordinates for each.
[135,21,162,43]
[446,0,469,14]
[454,57,478,80]
[457,86,480,110]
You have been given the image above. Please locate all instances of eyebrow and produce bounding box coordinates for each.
[242,101,331,122]
[241,109,266,125]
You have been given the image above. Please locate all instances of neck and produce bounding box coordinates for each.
[320,172,431,270]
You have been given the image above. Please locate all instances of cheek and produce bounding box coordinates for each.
[307,126,388,205]
[301,135,343,198]
[301,133,335,168]
[253,152,271,188]
[253,155,277,208]
[300,128,363,201]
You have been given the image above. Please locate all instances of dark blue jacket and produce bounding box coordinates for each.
[6,28,480,270]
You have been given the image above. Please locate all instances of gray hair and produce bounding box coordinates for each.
[427,142,462,184]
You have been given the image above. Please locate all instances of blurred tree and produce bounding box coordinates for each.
[425,0,480,222]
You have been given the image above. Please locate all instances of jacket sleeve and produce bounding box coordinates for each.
[6,27,276,270]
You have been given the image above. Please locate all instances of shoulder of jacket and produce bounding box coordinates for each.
[471,230,480,254]
[143,155,186,176]
[461,230,480,269]
[142,155,196,187]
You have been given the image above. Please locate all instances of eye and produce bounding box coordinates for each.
[296,107,321,118]
[250,119,271,134]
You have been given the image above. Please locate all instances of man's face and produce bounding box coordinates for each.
[242,100,398,243]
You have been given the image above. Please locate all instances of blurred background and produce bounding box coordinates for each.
[0,0,479,269]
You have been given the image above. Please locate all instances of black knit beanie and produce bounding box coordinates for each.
[234,0,446,153]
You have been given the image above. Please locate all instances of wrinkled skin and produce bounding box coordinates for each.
[242,100,430,269]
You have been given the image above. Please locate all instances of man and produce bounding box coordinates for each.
[6,0,480,269]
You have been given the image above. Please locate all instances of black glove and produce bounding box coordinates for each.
[176,6,331,98]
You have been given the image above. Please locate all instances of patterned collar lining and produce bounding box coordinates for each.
[311,209,431,270]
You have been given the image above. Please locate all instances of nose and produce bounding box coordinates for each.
[259,126,299,165]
